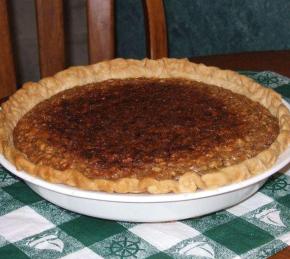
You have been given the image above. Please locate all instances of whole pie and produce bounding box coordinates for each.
[0,59,290,193]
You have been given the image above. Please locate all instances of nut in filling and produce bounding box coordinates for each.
[13,78,279,180]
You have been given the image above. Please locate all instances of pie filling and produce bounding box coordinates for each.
[13,78,279,180]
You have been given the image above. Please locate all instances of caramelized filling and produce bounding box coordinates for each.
[13,78,279,180]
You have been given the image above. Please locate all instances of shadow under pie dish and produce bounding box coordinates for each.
[0,58,290,194]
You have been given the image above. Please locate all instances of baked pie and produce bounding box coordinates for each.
[0,59,289,193]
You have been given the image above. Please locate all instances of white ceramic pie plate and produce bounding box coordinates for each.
[1,102,289,222]
[1,147,290,222]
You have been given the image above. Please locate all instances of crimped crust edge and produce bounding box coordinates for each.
[0,58,290,193]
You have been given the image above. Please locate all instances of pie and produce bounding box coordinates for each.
[0,58,289,193]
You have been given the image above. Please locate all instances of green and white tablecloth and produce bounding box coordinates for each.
[0,71,290,259]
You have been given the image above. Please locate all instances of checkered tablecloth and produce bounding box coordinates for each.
[0,71,290,259]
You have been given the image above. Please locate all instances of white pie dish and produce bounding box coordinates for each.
[1,147,290,223]
[0,102,289,222]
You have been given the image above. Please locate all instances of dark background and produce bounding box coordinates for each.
[8,0,290,84]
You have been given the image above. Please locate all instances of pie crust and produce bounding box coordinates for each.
[0,58,290,193]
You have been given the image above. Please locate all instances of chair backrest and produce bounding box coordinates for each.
[0,0,168,99]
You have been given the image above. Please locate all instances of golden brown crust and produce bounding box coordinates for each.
[1,58,290,193]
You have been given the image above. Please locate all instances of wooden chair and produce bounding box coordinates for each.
[0,0,289,102]
[0,0,167,99]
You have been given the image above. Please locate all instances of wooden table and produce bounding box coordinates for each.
[190,50,290,78]
[191,50,290,259]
